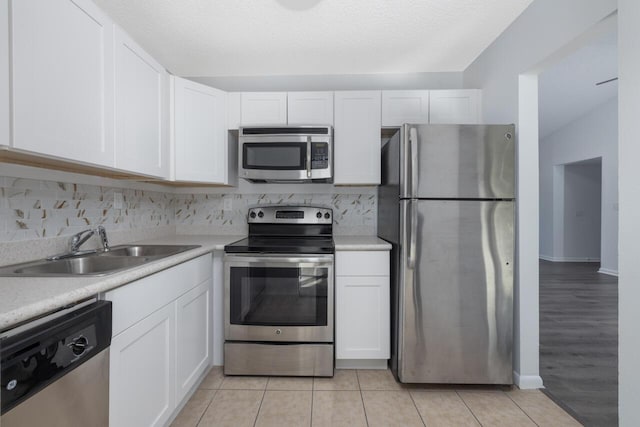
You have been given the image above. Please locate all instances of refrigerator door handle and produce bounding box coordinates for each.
[409,127,419,198]
[408,201,417,269]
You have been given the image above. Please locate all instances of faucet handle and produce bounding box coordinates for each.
[69,228,95,253]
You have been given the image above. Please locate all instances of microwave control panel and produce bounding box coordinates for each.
[311,143,329,170]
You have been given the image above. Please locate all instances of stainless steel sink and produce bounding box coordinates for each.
[0,244,201,277]
[8,256,150,276]
[100,244,200,258]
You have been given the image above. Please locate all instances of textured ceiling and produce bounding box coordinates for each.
[539,29,617,139]
[94,0,533,77]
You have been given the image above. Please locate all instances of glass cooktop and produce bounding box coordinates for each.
[224,236,335,254]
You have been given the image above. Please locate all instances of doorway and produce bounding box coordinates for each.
[536,24,618,427]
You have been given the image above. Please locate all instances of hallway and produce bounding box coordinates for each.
[539,260,618,426]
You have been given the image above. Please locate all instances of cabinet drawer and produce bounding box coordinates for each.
[336,251,389,276]
[106,254,212,336]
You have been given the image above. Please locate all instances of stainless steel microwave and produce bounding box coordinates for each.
[238,126,333,183]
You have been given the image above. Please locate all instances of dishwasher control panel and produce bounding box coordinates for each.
[0,301,112,415]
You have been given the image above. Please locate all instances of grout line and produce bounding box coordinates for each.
[310,385,314,427]
[355,370,371,427]
[194,388,217,427]
[503,390,541,427]
[252,388,267,427]
[455,390,485,427]
[407,390,427,427]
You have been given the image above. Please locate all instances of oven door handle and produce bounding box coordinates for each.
[224,255,334,265]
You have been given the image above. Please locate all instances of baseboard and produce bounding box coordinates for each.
[539,255,600,262]
[336,359,388,370]
[598,268,619,276]
[513,371,544,389]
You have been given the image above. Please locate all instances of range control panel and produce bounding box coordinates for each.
[247,206,332,225]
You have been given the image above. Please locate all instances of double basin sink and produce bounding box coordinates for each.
[0,244,201,277]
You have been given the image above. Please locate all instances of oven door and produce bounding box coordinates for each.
[239,136,332,181]
[224,254,334,343]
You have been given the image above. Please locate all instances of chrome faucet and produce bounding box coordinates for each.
[48,226,110,260]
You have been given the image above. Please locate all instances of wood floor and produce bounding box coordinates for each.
[539,260,618,427]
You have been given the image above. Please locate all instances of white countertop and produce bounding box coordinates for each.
[334,236,392,251]
[0,235,243,331]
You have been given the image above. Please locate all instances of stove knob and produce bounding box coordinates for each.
[249,212,256,219]
[316,212,322,219]
[324,212,331,219]
[71,336,89,356]
[257,211,264,218]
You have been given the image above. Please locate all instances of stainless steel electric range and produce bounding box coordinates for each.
[223,206,334,377]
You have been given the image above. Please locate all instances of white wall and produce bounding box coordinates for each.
[0,0,9,147]
[463,0,617,388]
[618,1,640,425]
[563,161,602,261]
[539,99,618,272]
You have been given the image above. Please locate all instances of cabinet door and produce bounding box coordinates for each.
[11,0,114,166]
[176,280,211,403]
[240,92,287,126]
[429,89,481,124]
[334,91,381,185]
[110,303,176,427]
[173,77,228,183]
[227,92,241,130]
[382,90,429,127]
[287,91,334,125]
[336,275,390,359]
[0,0,8,147]
[114,27,169,178]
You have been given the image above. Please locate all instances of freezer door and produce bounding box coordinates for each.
[400,124,515,199]
[398,199,514,384]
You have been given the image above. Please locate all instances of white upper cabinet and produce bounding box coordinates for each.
[333,91,381,185]
[172,76,230,184]
[114,26,169,178]
[240,92,287,126]
[0,0,9,147]
[227,92,241,130]
[11,0,115,167]
[382,90,429,127]
[287,91,334,125]
[429,89,481,124]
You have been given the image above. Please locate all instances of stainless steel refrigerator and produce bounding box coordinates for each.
[378,124,515,384]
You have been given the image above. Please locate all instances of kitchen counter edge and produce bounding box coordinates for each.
[0,235,244,332]
[334,236,392,251]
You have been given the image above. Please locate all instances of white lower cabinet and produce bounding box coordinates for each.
[106,254,213,427]
[110,303,176,427]
[176,280,211,402]
[335,250,390,367]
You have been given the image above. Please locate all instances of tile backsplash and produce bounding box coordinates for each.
[174,192,376,236]
[0,176,173,242]
[0,175,377,244]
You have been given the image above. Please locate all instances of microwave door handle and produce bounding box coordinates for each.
[306,136,312,178]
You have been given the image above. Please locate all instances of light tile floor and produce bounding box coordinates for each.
[171,367,582,427]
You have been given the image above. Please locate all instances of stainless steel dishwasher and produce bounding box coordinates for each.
[1,300,112,427]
